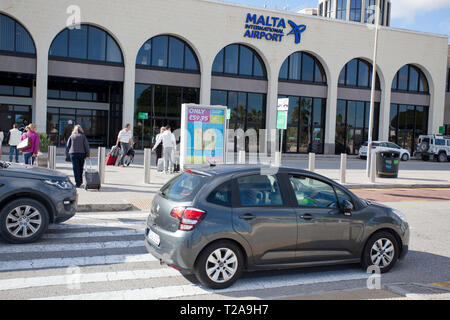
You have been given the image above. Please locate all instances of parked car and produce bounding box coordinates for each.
[359,141,411,161]
[0,161,77,244]
[145,165,410,289]
[415,134,450,162]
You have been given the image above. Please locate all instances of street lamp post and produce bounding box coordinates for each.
[366,1,381,177]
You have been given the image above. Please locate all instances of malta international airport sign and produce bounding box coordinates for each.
[243,13,307,44]
[180,104,227,169]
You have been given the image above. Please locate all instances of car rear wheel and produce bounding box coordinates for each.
[401,153,409,161]
[195,241,244,289]
[438,152,448,163]
[361,231,399,273]
[0,198,49,244]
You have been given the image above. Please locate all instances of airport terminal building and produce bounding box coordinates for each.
[0,0,448,155]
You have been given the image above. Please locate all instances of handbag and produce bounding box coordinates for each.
[17,137,32,151]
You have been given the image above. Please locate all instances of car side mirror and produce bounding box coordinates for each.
[341,200,353,216]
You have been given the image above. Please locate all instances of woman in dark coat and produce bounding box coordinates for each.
[66,125,90,188]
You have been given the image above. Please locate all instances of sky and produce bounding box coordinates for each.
[221,0,450,42]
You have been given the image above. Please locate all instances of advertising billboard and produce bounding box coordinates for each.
[180,104,227,169]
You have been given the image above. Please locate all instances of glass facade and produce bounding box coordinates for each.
[210,89,265,152]
[339,58,380,89]
[335,100,380,155]
[0,105,32,142]
[389,104,429,154]
[325,0,334,18]
[136,35,199,72]
[133,84,199,149]
[0,72,33,97]
[47,107,108,147]
[278,95,326,154]
[46,77,123,147]
[279,52,326,84]
[212,44,266,78]
[392,65,429,93]
[365,0,384,24]
[0,13,35,55]
[350,0,362,22]
[336,0,347,20]
[49,25,123,64]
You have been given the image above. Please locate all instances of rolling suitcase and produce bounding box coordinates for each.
[84,159,101,190]
[106,154,118,166]
[157,158,164,172]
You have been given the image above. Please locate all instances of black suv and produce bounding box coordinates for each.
[0,161,77,244]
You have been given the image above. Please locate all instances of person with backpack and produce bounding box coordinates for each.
[6,123,22,163]
[20,123,40,165]
[66,125,90,188]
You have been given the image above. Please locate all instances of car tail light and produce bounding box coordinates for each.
[170,207,206,231]
[371,146,377,149]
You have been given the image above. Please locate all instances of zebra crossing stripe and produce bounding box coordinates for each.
[37,269,369,300]
[0,240,144,254]
[43,229,144,239]
[0,253,157,272]
[0,268,180,291]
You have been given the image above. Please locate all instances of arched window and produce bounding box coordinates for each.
[392,64,429,93]
[136,35,199,72]
[279,52,326,84]
[338,58,380,89]
[49,25,123,64]
[0,13,35,55]
[212,44,266,79]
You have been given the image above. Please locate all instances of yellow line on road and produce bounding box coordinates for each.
[429,281,450,289]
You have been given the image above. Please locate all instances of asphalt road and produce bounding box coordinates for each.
[0,190,449,300]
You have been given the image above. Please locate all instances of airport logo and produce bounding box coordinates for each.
[243,13,307,44]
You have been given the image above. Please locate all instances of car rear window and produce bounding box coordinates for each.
[160,172,209,202]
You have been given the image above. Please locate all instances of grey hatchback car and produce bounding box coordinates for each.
[145,165,409,289]
[0,161,77,244]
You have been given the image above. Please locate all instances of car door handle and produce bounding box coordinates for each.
[299,213,313,220]
[239,213,256,220]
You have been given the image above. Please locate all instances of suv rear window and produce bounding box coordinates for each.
[160,172,209,202]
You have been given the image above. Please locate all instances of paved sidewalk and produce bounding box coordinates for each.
[48,156,450,212]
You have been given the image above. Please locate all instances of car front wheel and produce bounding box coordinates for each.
[0,198,49,244]
[401,153,409,161]
[361,231,399,273]
[195,241,244,289]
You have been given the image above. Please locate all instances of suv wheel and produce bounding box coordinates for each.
[438,152,448,163]
[361,231,399,273]
[195,241,244,289]
[0,198,49,244]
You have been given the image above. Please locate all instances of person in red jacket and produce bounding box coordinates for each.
[21,123,40,165]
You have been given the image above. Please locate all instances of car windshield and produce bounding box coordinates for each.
[160,172,209,202]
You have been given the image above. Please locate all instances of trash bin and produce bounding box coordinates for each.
[376,151,400,178]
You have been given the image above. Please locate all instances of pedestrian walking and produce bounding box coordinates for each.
[63,120,74,162]
[152,125,176,174]
[66,125,90,188]
[19,120,28,133]
[6,124,22,163]
[116,124,134,167]
[154,126,166,166]
[20,123,40,165]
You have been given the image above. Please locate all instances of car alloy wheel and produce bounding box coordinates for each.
[370,238,395,269]
[6,205,42,239]
[401,154,409,161]
[206,248,239,283]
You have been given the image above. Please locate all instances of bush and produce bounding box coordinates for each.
[38,133,53,153]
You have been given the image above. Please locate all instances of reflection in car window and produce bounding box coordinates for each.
[207,183,231,207]
[289,175,338,208]
[160,172,208,201]
[237,175,283,206]
[436,139,445,146]
[335,187,353,207]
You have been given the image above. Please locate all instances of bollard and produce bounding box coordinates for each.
[238,150,246,164]
[370,151,377,183]
[308,153,315,172]
[274,151,281,166]
[144,148,151,184]
[340,153,347,184]
[48,146,56,170]
[97,147,106,184]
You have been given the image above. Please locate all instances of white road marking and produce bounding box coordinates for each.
[0,253,156,272]
[37,270,370,300]
[0,268,180,291]
[42,229,144,239]
[0,240,144,254]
